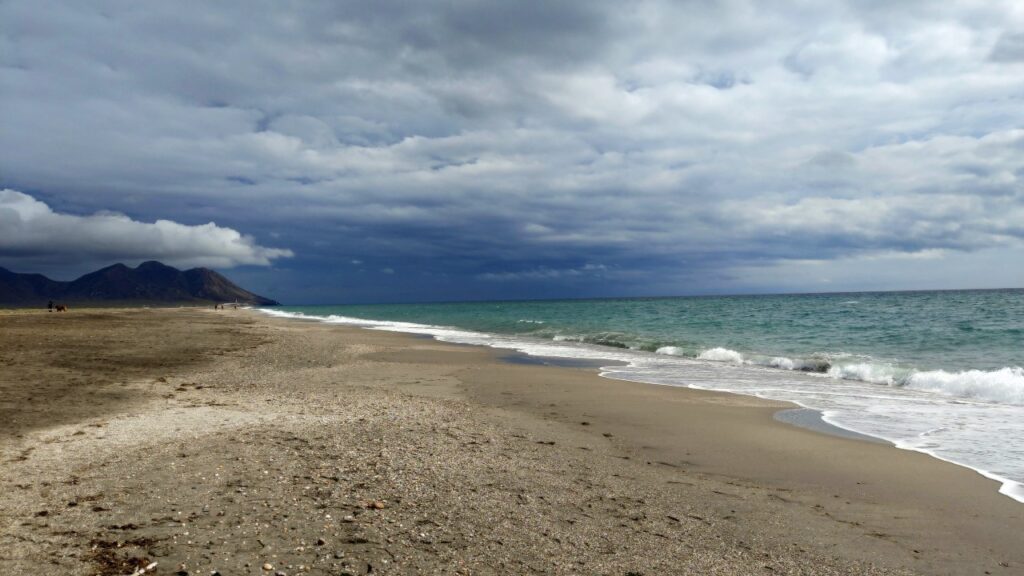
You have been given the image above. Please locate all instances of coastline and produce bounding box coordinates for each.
[259,306,1024,504]
[772,408,890,444]
[1,307,1020,575]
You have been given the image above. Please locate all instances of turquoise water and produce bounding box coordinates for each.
[276,290,1023,377]
[263,288,1024,502]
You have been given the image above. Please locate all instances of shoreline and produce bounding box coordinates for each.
[772,408,891,444]
[413,346,890,444]
[256,307,1024,504]
[1,307,1021,575]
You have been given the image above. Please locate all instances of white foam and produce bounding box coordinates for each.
[260,309,316,321]
[655,346,684,356]
[765,356,796,370]
[827,362,899,385]
[698,347,745,363]
[904,367,1024,405]
[824,363,1024,406]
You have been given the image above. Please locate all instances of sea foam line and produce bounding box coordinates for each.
[656,345,1024,406]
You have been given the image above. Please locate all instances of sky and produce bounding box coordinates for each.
[1,0,1023,303]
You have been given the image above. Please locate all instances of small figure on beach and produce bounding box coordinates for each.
[47,300,53,312]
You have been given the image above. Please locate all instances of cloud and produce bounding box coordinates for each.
[478,263,608,282]
[990,31,1024,62]
[0,189,292,271]
[1,1,1023,300]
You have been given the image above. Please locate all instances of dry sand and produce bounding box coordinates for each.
[0,308,1020,575]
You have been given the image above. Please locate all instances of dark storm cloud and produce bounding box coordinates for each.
[1,0,1023,300]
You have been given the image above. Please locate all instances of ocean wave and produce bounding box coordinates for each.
[827,363,902,385]
[679,346,1024,406]
[904,367,1024,405]
[765,356,796,370]
[552,332,632,349]
[698,347,745,363]
[691,348,832,373]
[827,363,1024,405]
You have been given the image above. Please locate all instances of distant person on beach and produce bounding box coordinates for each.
[47,300,53,312]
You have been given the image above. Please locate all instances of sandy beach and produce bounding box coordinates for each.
[1,308,1020,576]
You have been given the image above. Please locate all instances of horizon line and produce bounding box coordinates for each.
[276,285,1024,307]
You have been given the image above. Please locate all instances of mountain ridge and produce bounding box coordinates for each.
[0,261,279,306]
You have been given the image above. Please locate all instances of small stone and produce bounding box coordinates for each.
[334,551,346,559]
[316,537,326,546]
[262,563,274,571]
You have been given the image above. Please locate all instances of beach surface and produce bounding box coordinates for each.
[0,308,1020,575]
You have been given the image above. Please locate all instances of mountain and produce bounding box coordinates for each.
[0,261,279,306]
[0,267,65,303]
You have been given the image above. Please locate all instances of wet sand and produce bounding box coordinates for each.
[0,308,1020,575]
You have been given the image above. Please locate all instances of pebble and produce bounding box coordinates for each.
[262,563,274,571]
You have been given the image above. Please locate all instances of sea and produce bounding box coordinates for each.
[259,289,1024,503]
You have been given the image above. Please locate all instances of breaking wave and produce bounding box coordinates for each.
[698,347,745,363]
[674,347,1024,405]
[684,346,832,373]
[904,367,1024,404]
[825,364,1024,405]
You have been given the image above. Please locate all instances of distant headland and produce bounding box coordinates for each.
[0,261,279,306]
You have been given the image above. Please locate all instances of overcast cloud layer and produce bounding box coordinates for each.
[1,1,1022,301]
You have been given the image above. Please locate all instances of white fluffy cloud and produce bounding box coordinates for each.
[0,189,292,270]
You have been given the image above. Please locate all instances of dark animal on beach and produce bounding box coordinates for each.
[54,304,68,312]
